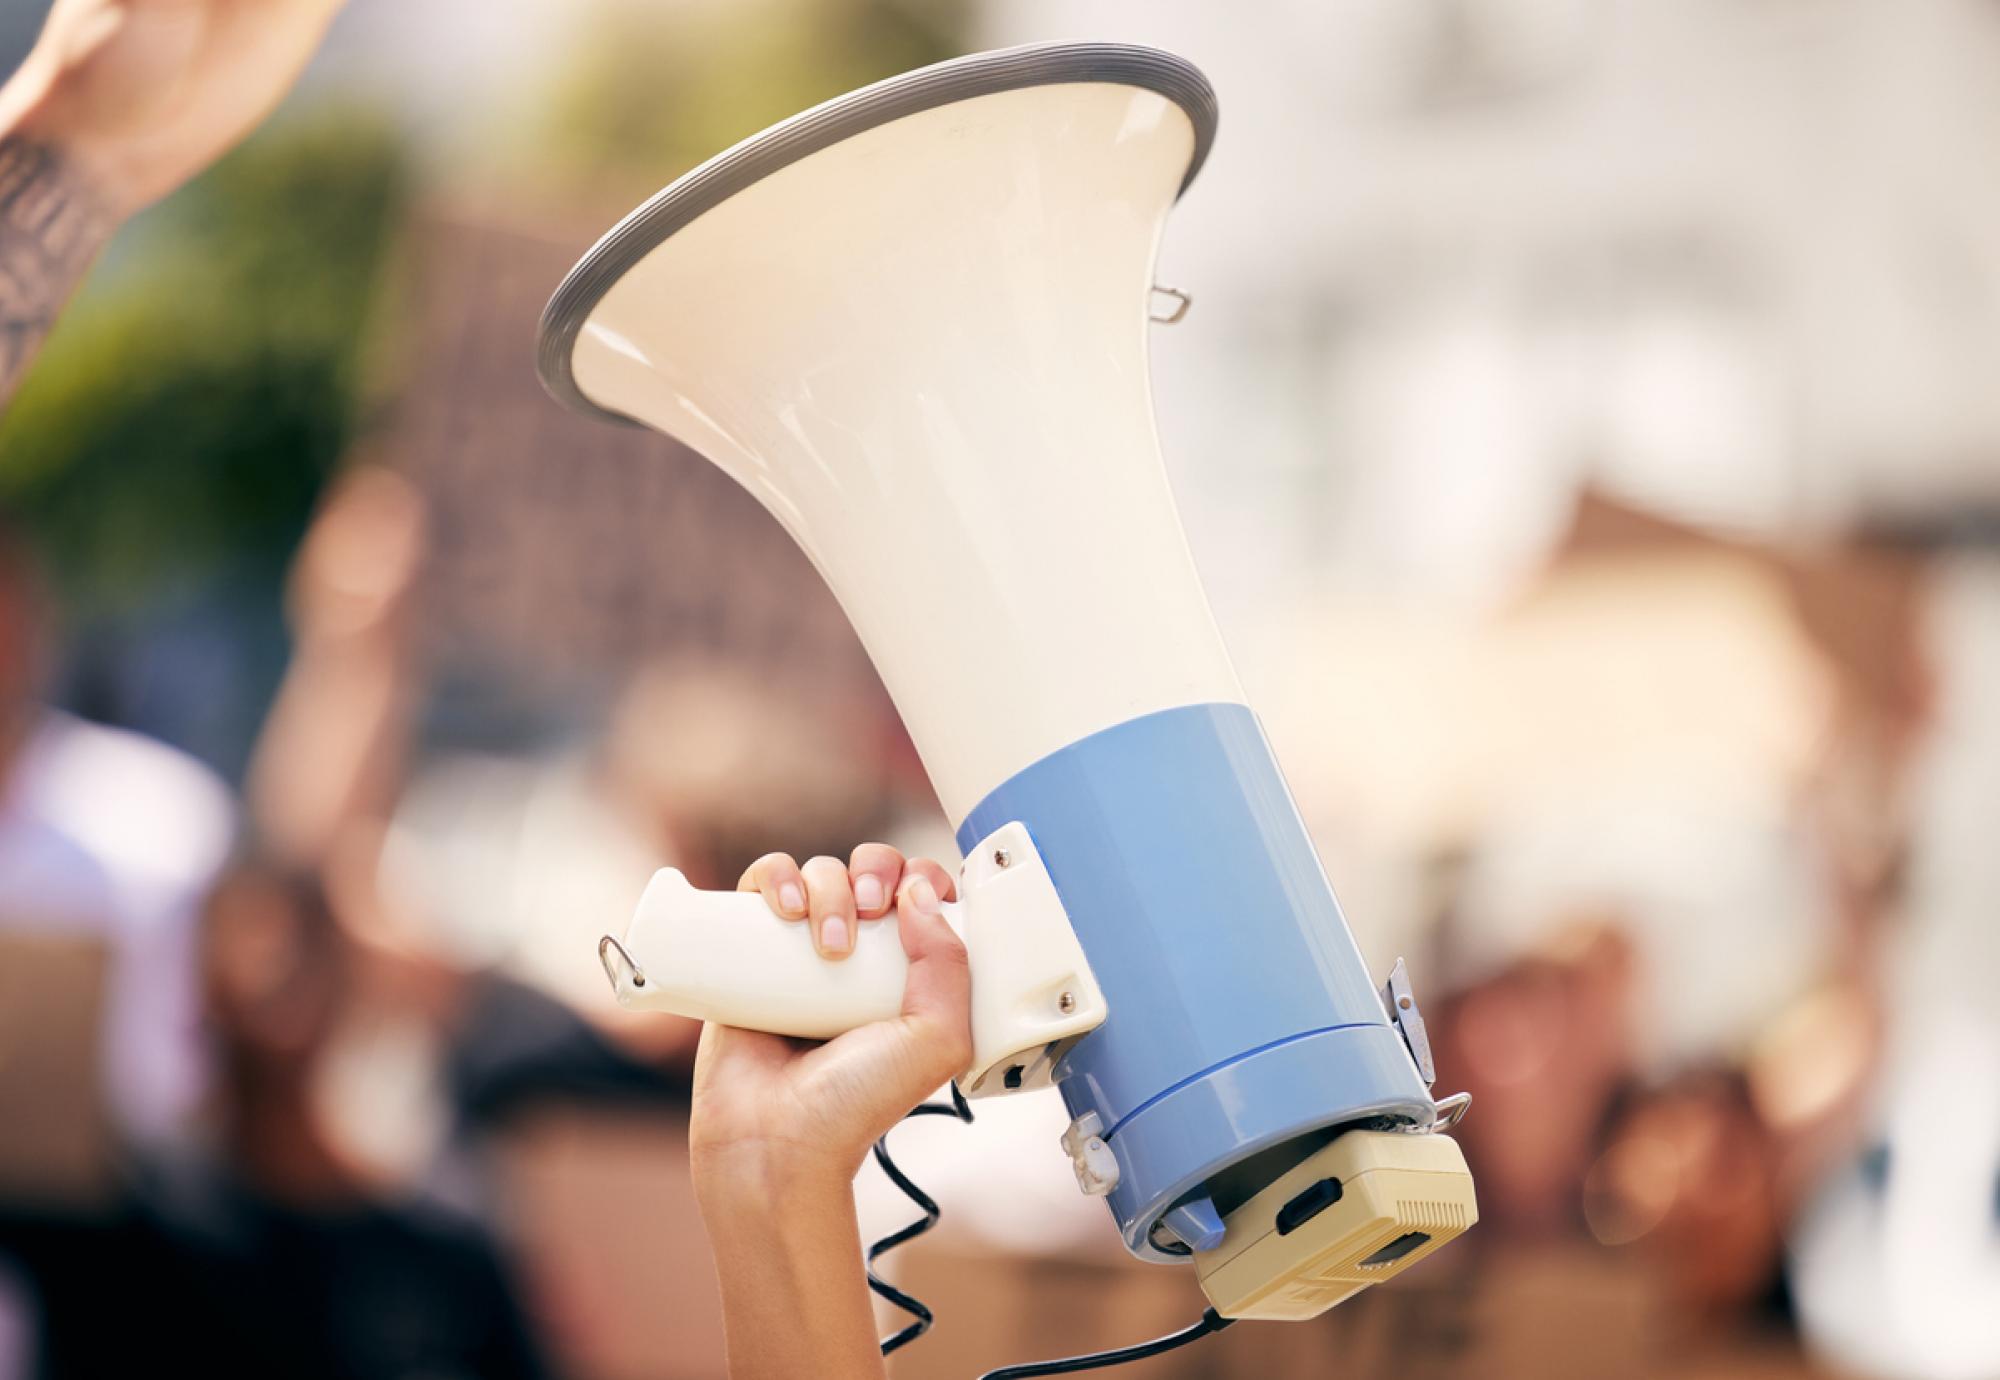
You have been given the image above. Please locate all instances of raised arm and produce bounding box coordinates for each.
[690,845,971,1380]
[0,0,344,401]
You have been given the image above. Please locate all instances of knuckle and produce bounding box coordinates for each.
[801,855,853,908]
[740,851,795,889]
[935,927,970,962]
[913,858,956,897]
[849,841,902,873]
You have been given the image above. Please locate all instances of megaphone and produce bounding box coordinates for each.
[539,42,1475,1326]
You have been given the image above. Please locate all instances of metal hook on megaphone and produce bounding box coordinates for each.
[598,933,646,996]
[1149,284,1192,324]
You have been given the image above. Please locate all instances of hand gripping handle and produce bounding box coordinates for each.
[598,823,1107,1097]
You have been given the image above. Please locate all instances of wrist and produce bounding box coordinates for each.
[692,1138,857,1219]
[697,1145,887,1380]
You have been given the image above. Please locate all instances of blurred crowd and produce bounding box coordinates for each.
[0,449,949,1375]
[3,2,2000,1379]
[1,458,1986,1380]
[1,471,677,1376]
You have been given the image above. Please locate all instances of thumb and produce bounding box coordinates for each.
[781,872,973,1157]
[895,874,972,1068]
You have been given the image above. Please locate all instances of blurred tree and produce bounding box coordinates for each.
[535,0,971,198]
[0,114,409,609]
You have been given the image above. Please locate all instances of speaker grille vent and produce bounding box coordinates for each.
[1268,1198,1469,1310]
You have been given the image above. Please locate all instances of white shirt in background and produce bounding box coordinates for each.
[0,710,236,1147]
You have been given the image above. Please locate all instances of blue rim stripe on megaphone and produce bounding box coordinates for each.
[956,701,1434,1260]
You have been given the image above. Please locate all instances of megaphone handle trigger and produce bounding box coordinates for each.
[605,867,914,1035]
[601,829,1107,1094]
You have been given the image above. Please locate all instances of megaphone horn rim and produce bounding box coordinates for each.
[535,40,1219,427]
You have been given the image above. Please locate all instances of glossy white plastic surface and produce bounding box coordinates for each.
[568,82,1245,823]
[602,823,1107,1096]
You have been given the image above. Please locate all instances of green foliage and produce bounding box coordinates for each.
[0,114,409,607]
[538,0,971,192]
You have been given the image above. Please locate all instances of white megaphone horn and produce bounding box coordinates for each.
[539,42,1475,1323]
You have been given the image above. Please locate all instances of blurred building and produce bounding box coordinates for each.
[390,210,879,692]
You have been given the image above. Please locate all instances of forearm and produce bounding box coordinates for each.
[0,0,352,409]
[698,1163,886,1380]
[0,129,111,405]
[248,634,417,865]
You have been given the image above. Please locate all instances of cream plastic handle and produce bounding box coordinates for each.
[599,822,1108,1097]
[606,870,948,1035]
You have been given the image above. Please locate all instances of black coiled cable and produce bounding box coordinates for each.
[868,1081,975,1355]
[976,1309,1236,1379]
[866,1085,1237,1377]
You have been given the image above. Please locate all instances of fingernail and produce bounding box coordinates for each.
[855,875,884,912]
[778,883,805,916]
[821,915,850,952]
[909,876,941,917]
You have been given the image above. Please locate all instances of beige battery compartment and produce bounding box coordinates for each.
[1196,1129,1478,1321]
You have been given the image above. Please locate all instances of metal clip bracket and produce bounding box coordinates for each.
[1381,957,1435,1086]
[1431,1090,1472,1130]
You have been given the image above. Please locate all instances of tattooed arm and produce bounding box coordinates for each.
[0,0,346,406]
[0,139,109,399]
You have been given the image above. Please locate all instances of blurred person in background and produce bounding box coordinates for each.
[0,516,233,1153]
[0,2,528,1368]
[146,856,547,1378]
[8,853,552,1377]
[0,513,236,1377]
[0,8,889,1372]
[246,459,884,1085]
[0,0,356,1158]
[1406,508,1938,1376]
[248,465,903,1376]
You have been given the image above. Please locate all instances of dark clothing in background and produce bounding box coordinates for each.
[1,1162,548,1380]
[0,975,689,1378]
[445,972,690,1133]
